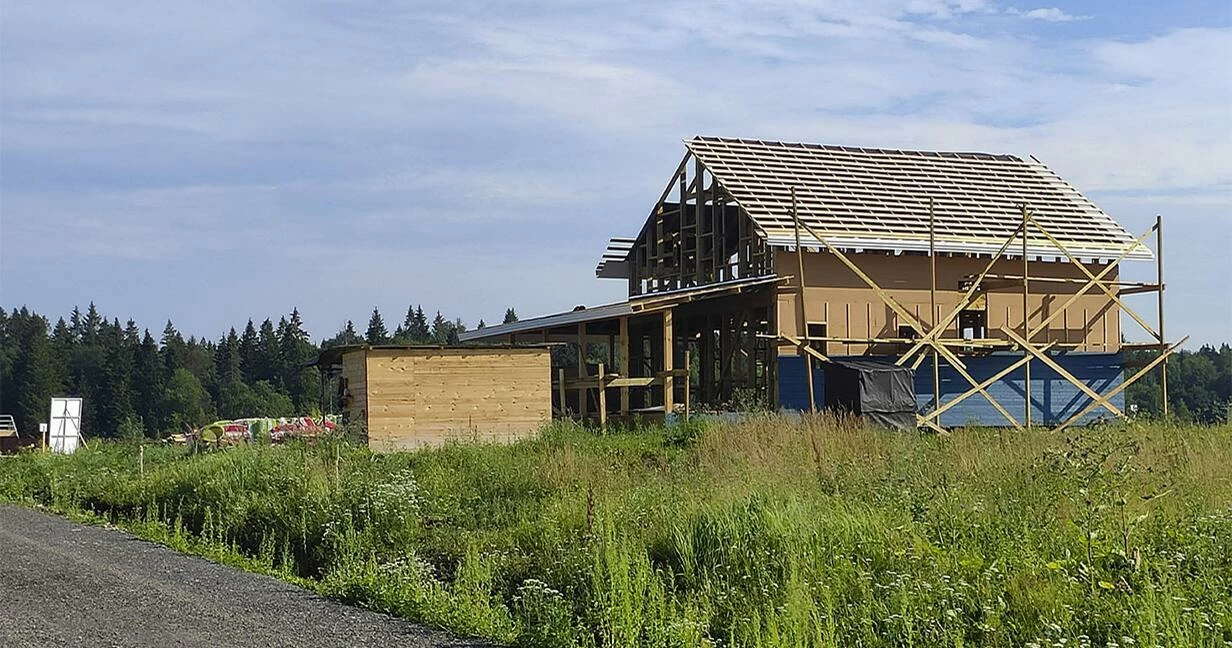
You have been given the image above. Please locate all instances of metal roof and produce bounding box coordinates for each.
[461,275,782,342]
[675,136,1149,262]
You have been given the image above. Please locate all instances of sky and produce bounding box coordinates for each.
[1,0,1230,346]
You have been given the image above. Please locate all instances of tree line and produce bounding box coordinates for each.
[2,302,1225,439]
[0,304,520,439]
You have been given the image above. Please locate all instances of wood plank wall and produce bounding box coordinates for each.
[358,348,552,452]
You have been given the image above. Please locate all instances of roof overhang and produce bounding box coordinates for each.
[461,275,783,342]
[763,231,1154,263]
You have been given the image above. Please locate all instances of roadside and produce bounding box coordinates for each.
[0,505,489,648]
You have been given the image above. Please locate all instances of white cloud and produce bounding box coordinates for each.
[1008,7,1091,22]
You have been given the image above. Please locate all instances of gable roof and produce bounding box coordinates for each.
[680,136,1150,261]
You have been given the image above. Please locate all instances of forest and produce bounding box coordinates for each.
[0,303,1228,439]
[0,303,515,439]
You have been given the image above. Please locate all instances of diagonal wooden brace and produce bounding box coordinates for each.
[1027,216,1160,341]
[919,342,1056,426]
[1027,225,1157,339]
[1054,336,1188,432]
[779,333,832,364]
[1001,327,1122,418]
[897,221,1027,368]
[793,218,1022,426]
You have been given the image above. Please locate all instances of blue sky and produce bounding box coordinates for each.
[2,0,1229,346]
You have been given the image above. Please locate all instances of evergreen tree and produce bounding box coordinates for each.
[256,318,280,384]
[322,320,363,348]
[161,320,187,379]
[410,306,429,342]
[214,328,243,384]
[431,311,448,344]
[8,310,61,435]
[503,308,519,324]
[238,320,259,380]
[366,308,390,345]
[161,368,212,432]
[95,319,135,436]
[132,330,164,434]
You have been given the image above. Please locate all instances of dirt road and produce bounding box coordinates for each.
[0,505,488,647]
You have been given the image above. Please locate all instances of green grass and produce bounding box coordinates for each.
[2,416,1229,647]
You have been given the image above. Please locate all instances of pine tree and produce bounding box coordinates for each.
[96,319,135,436]
[215,328,243,384]
[411,306,429,342]
[132,330,164,433]
[256,318,280,384]
[238,320,258,381]
[366,308,390,345]
[161,320,187,379]
[503,308,519,324]
[431,311,448,344]
[9,310,61,436]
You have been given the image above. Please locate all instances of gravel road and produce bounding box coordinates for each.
[0,504,490,647]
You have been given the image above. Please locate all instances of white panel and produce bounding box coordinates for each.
[48,397,83,454]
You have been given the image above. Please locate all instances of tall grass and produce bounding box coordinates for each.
[2,416,1229,646]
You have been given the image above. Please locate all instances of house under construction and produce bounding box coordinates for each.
[461,137,1180,430]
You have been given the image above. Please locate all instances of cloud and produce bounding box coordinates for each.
[1008,7,1091,22]
[1,1,1229,345]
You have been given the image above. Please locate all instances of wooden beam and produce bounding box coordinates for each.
[1024,225,1158,340]
[662,309,674,415]
[1157,215,1169,419]
[597,363,607,431]
[897,220,1026,367]
[1002,327,1123,419]
[1055,337,1188,432]
[683,350,691,422]
[577,323,587,422]
[792,187,816,414]
[929,197,940,418]
[1027,215,1161,341]
[919,344,1054,425]
[557,369,566,419]
[619,316,630,416]
[1022,205,1032,430]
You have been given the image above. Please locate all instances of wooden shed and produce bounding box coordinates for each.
[317,345,553,451]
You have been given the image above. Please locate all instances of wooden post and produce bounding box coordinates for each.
[619,316,630,416]
[792,187,816,414]
[597,363,607,432]
[1156,214,1168,419]
[557,368,567,419]
[929,198,940,420]
[663,309,674,416]
[577,323,588,422]
[1021,205,1032,429]
[139,445,145,477]
[683,350,691,422]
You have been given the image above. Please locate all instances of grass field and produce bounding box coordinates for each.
[2,416,1229,647]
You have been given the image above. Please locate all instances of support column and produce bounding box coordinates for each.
[577,323,588,422]
[930,198,940,420]
[1156,215,1168,419]
[792,187,816,413]
[619,316,630,416]
[662,309,674,416]
[1021,205,1032,429]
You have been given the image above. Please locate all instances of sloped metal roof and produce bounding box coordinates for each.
[461,275,781,342]
[683,136,1151,261]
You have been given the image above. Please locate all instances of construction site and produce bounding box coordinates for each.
[447,135,1181,433]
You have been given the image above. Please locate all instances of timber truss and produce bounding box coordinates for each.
[778,194,1181,431]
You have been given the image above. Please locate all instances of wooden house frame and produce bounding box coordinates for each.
[463,137,1177,429]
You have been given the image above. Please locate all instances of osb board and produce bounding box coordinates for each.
[774,250,1121,354]
[362,347,551,452]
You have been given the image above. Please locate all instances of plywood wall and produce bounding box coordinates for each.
[775,250,1122,355]
[361,348,551,452]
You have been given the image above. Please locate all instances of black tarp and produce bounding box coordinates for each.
[821,359,917,430]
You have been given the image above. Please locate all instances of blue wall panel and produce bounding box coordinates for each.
[778,353,1124,427]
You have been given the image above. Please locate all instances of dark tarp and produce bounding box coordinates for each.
[821,359,917,430]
